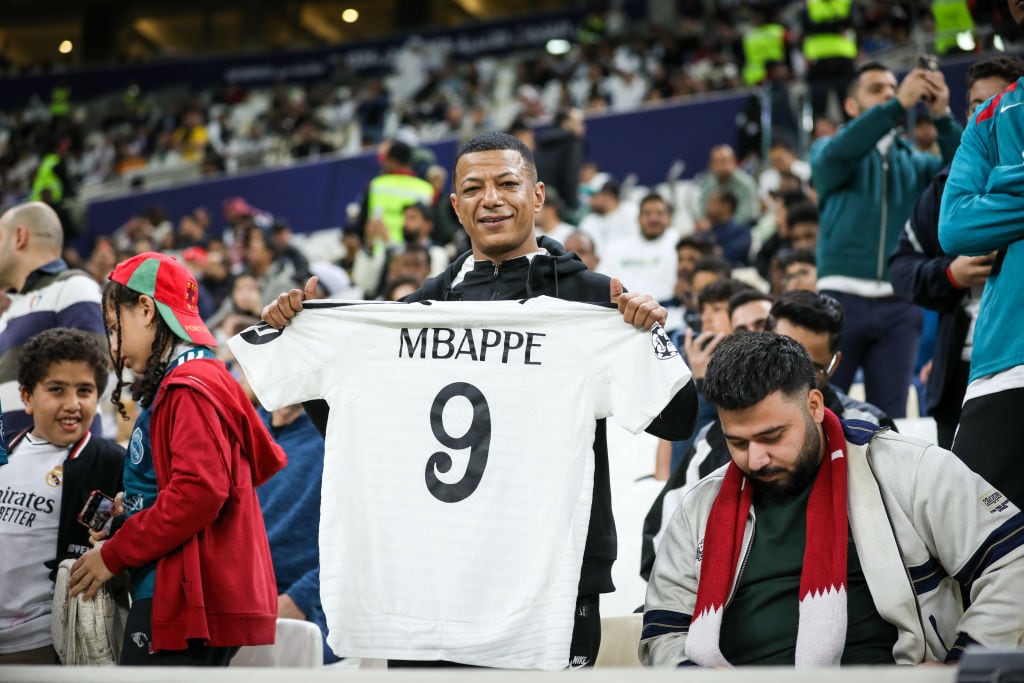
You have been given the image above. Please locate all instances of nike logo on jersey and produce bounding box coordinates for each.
[1000,101,1024,113]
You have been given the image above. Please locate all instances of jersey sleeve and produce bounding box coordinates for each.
[593,318,693,434]
[227,307,353,410]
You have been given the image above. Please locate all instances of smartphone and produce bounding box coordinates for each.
[78,490,115,533]
[683,310,702,336]
[918,53,939,71]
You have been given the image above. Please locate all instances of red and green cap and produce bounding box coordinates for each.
[109,251,218,347]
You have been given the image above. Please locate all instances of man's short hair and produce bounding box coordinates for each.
[711,188,738,213]
[786,200,819,226]
[18,327,110,396]
[703,332,816,410]
[777,189,812,209]
[777,247,817,270]
[966,55,1024,91]
[404,201,434,223]
[691,255,733,281]
[767,290,845,354]
[728,289,774,317]
[846,60,891,98]
[507,117,532,137]
[386,140,414,166]
[553,109,575,127]
[455,131,537,182]
[676,235,715,255]
[639,192,673,214]
[770,138,796,153]
[698,277,755,311]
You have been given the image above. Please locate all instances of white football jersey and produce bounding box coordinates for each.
[229,296,691,669]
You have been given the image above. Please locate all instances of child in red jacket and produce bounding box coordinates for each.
[70,252,286,666]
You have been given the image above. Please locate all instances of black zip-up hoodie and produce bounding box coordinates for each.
[305,238,697,595]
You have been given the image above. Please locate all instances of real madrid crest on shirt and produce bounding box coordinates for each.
[651,323,680,360]
[46,464,63,487]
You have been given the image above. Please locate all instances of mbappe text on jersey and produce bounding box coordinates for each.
[399,327,545,365]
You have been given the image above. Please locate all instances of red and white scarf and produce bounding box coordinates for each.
[685,408,849,667]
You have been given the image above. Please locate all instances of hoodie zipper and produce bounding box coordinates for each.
[877,154,889,281]
[490,261,501,300]
[726,510,756,607]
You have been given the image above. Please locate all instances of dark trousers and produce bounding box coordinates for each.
[0,645,58,664]
[933,359,971,450]
[825,292,922,419]
[388,594,601,669]
[119,598,238,667]
[807,57,855,120]
[953,388,1024,510]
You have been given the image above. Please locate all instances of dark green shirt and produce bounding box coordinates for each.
[719,486,897,665]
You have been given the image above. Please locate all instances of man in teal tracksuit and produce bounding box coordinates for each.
[938,1,1024,511]
[811,60,961,418]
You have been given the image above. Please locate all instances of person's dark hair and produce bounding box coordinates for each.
[778,188,811,209]
[966,55,1024,92]
[543,186,566,215]
[770,138,795,153]
[698,277,755,311]
[703,332,816,410]
[399,242,430,260]
[728,289,774,317]
[639,192,673,215]
[382,274,423,301]
[777,247,817,270]
[846,60,891,98]
[102,279,177,419]
[507,117,532,137]
[786,200,819,226]
[454,131,537,182]
[711,188,738,213]
[242,224,269,250]
[386,140,414,166]
[691,255,733,284]
[767,290,845,353]
[676,234,715,255]
[19,328,110,396]
[403,201,434,224]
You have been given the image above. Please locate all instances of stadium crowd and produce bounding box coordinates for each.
[2,0,1024,672]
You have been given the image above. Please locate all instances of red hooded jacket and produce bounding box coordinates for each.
[102,358,287,651]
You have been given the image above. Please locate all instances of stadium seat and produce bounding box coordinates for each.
[231,618,323,668]
[595,613,643,667]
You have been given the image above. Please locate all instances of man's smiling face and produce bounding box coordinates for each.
[450,149,543,263]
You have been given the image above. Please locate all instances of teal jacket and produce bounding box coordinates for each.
[939,79,1024,381]
[811,99,961,282]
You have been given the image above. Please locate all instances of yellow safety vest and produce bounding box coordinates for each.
[932,0,974,55]
[49,86,70,117]
[31,153,63,203]
[807,0,851,23]
[803,0,857,60]
[743,23,786,85]
[367,173,435,245]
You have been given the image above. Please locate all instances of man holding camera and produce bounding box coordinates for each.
[810,61,961,419]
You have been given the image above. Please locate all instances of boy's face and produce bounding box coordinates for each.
[20,360,99,447]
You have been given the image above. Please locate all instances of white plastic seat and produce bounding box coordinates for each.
[231,618,323,668]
